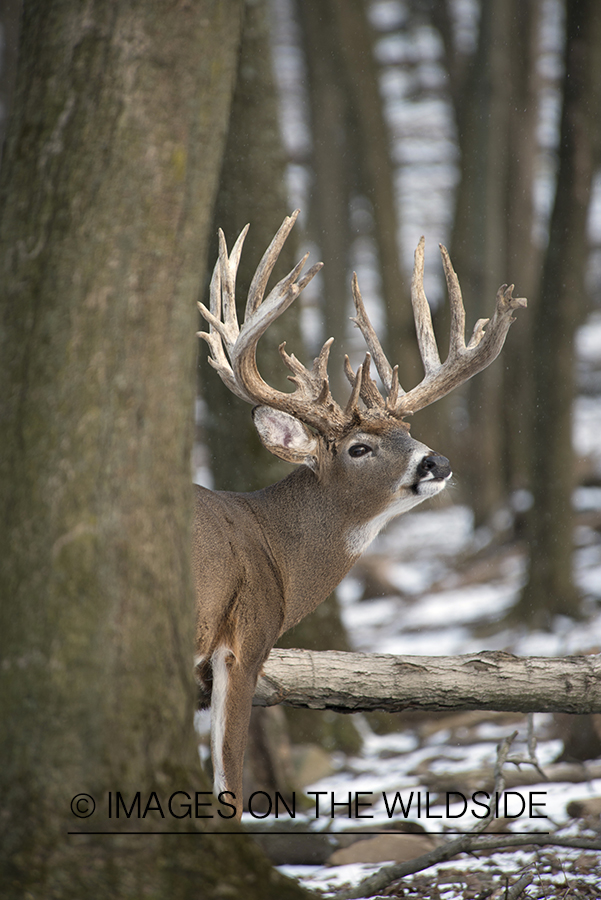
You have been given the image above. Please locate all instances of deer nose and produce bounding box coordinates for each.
[418,453,451,481]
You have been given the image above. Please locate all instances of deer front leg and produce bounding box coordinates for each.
[210,645,262,819]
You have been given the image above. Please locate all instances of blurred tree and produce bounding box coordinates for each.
[276,593,363,757]
[298,0,422,400]
[201,0,300,493]
[433,0,542,523]
[200,0,304,807]
[297,0,355,400]
[0,0,21,165]
[0,1,308,897]
[500,0,544,502]
[516,0,601,626]
[332,0,425,400]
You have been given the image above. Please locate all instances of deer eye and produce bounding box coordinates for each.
[348,443,372,458]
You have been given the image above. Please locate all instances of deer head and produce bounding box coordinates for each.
[198,209,526,485]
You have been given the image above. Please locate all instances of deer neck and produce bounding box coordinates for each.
[245,466,371,632]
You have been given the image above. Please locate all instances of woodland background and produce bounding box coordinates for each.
[0,0,600,898]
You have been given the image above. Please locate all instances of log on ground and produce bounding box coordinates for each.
[254,649,601,715]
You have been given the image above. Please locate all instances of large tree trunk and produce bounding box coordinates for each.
[0,2,307,897]
[516,0,601,626]
[0,0,21,166]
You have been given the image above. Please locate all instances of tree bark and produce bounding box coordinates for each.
[202,0,301,493]
[255,649,601,715]
[297,0,354,401]
[0,2,308,897]
[330,0,421,392]
[0,0,22,167]
[440,0,537,524]
[517,0,601,625]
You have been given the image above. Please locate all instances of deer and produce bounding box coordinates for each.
[194,209,526,818]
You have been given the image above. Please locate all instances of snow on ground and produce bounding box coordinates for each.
[266,515,601,897]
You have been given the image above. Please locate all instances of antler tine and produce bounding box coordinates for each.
[198,250,255,404]
[232,253,320,362]
[221,224,249,338]
[208,237,223,322]
[411,237,442,375]
[389,240,527,417]
[246,209,301,317]
[279,336,334,400]
[344,357,364,417]
[350,272,395,392]
[439,243,466,355]
[276,335,361,430]
[197,223,250,353]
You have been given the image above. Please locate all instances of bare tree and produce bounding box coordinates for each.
[434,0,541,523]
[296,0,422,396]
[296,0,355,399]
[0,0,21,165]
[202,0,300,493]
[516,0,601,625]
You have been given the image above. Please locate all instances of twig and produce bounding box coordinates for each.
[505,870,535,900]
[501,716,548,782]
[471,730,517,834]
[333,731,522,899]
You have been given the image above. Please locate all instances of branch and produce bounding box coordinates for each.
[418,758,601,793]
[255,649,601,714]
[332,834,601,899]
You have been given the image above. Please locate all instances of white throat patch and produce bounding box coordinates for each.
[345,463,451,557]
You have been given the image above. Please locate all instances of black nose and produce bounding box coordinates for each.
[418,453,451,481]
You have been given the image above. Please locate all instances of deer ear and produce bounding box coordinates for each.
[252,407,319,467]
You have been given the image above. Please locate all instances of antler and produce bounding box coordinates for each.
[198,210,365,437]
[346,237,527,417]
[200,213,526,436]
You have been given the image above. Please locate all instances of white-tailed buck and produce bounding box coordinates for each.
[194,210,525,817]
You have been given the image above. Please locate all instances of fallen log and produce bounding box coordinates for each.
[254,649,601,714]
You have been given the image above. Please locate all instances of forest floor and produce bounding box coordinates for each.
[272,494,601,897]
